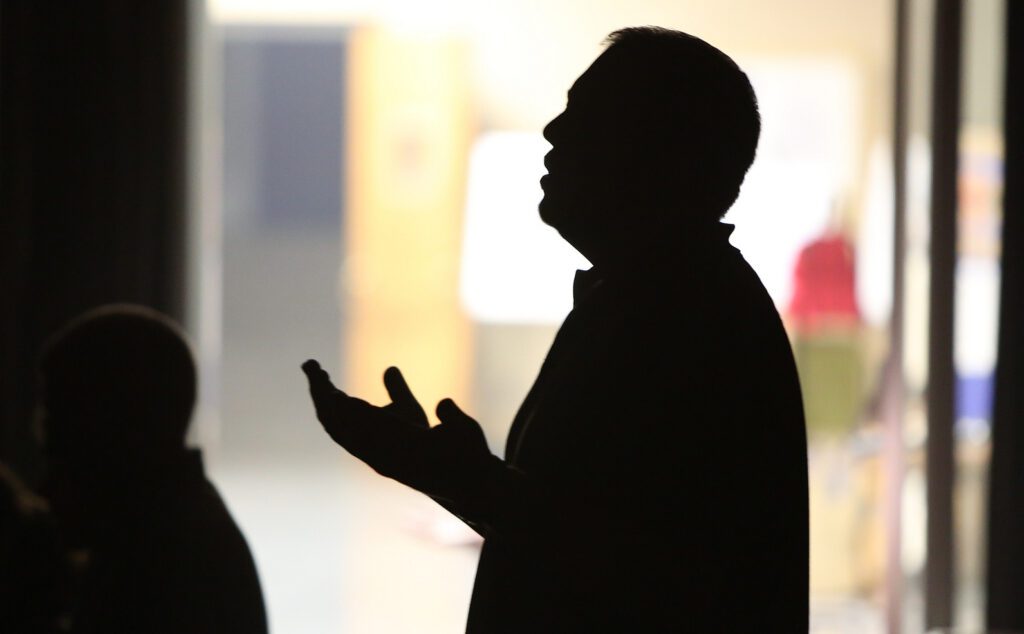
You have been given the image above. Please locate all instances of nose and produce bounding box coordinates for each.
[543,111,566,144]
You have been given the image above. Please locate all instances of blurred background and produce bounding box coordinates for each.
[2,0,1021,632]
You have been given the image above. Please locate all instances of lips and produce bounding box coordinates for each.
[542,152,558,189]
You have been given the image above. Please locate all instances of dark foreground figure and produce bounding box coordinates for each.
[38,305,267,633]
[305,27,808,632]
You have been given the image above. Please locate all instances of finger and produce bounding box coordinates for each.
[436,398,474,427]
[383,367,431,428]
[383,366,416,405]
[302,359,332,393]
[303,359,340,393]
[302,359,340,420]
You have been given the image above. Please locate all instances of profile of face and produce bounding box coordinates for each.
[539,29,761,267]
[539,46,683,262]
[540,49,627,259]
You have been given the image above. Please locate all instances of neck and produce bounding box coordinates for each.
[584,218,730,274]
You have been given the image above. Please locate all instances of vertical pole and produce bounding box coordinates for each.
[986,0,1024,629]
[885,0,910,631]
[925,0,963,629]
[184,0,224,450]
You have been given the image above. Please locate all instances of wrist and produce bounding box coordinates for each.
[452,453,507,529]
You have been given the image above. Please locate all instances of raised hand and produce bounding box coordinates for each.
[302,360,410,471]
[301,360,496,503]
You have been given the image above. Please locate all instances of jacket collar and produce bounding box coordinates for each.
[572,222,735,306]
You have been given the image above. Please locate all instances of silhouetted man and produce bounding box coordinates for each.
[304,26,808,632]
[39,305,267,634]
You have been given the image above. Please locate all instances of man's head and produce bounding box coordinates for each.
[38,304,196,464]
[539,27,760,261]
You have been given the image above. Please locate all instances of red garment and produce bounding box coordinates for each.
[786,234,861,332]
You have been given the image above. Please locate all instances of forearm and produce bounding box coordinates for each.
[427,454,513,537]
[438,454,679,590]
[428,454,545,539]
[435,455,611,546]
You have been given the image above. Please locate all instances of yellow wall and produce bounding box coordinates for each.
[343,27,473,416]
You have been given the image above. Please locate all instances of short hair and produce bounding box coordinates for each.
[39,304,196,452]
[602,26,761,218]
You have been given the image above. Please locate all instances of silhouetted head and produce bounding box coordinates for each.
[540,26,760,264]
[37,305,196,467]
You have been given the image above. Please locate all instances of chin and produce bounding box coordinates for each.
[539,195,590,251]
[538,196,570,232]
[537,195,555,224]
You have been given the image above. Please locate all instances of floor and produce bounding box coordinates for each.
[207,453,480,634]
[207,449,900,634]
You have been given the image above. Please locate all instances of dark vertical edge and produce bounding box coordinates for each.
[0,2,37,475]
[986,0,1024,629]
[158,1,190,325]
[885,0,910,631]
[0,3,190,477]
[925,0,963,629]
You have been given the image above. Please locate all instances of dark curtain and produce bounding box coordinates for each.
[986,0,1024,629]
[0,2,188,480]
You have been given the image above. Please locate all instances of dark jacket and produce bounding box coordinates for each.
[50,450,267,634]
[460,224,808,632]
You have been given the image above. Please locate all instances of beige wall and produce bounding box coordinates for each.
[211,0,894,245]
[210,0,891,130]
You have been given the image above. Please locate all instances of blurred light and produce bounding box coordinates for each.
[954,257,1000,376]
[459,131,588,324]
[727,60,858,308]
